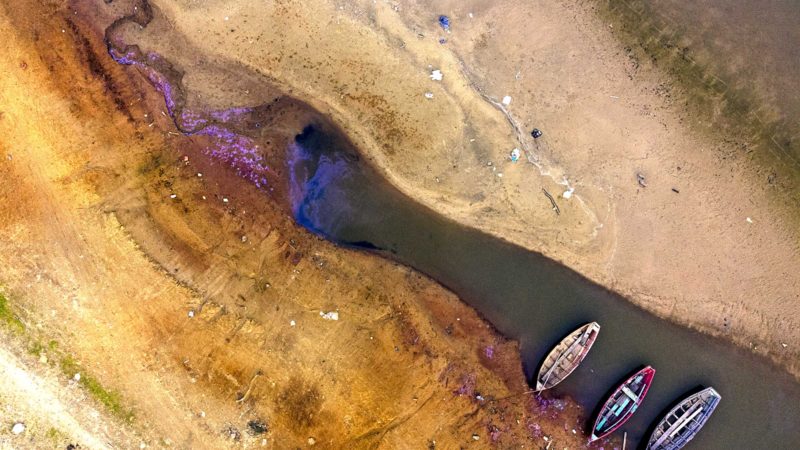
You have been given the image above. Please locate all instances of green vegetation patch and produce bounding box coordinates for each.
[0,292,25,333]
[59,355,135,422]
[2,289,134,423]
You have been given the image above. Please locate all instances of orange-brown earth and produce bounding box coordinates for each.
[0,1,591,448]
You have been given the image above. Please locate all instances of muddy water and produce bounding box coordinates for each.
[288,125,800,449]
[102,2,800,446]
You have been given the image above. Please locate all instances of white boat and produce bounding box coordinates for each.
[646,387,721,450]
[535,322,600,391]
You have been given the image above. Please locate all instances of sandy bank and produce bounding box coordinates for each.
[0,0,590,447]
[127,0,800,377]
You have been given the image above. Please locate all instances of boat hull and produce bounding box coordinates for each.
[646,387,721,450]
[590,366,656,442]
[535,322,600,391]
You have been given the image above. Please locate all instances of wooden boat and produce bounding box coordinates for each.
[535,322,601,391]
[646,387,721,450]
[590,366,656,442]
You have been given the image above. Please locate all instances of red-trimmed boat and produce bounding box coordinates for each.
[590,366,656,442]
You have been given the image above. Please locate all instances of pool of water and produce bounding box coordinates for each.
[288,124,800,449]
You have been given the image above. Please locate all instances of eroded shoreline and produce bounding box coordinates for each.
[117,0,799,379]
[0,0,592,447]
[0,2,796,441]
[95,1,800,448]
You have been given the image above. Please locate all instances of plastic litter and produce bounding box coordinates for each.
[430,69,443,81]
[636,172,647,188]
[320,311,339,321]
[424,92,434,99]
[563,187,575,199]
[11,423,25,435]
[502,95,512,106]
[531,128,543,138]
[438,15,450,31]
[510,148,521,162]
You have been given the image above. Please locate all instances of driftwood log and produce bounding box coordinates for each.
[542,188,560,215]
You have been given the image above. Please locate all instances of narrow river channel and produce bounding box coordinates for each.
[288,124,800,449]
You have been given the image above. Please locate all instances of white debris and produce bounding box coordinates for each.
[497,173,503,178]
[746,217,753,224]
[501,95,512,106]
[11,423,25,435]
[510,148,521,162]
[308,437,316,445]
[472,433,480,441]
[170,194,177,199]
[469,12,474,18]
[188,310,195,318]
[140,443,147,449]
[563,187,575,199]
[430,69,443,81]
[223,197,229,203]
[241,235,248,243]
[197,172,203,177]
[782,343,788,348]
[73,373,81,382]
[424,92,434,99]
[290,320,296,327]
[320,311,339,321]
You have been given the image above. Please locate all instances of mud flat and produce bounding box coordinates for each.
[1,0,798,448]
[0,0,590,448]
[107,0,800,378]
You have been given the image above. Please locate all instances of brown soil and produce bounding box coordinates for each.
[0,0,591,448]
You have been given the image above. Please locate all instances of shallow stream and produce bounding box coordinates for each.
[288,124,800,449]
